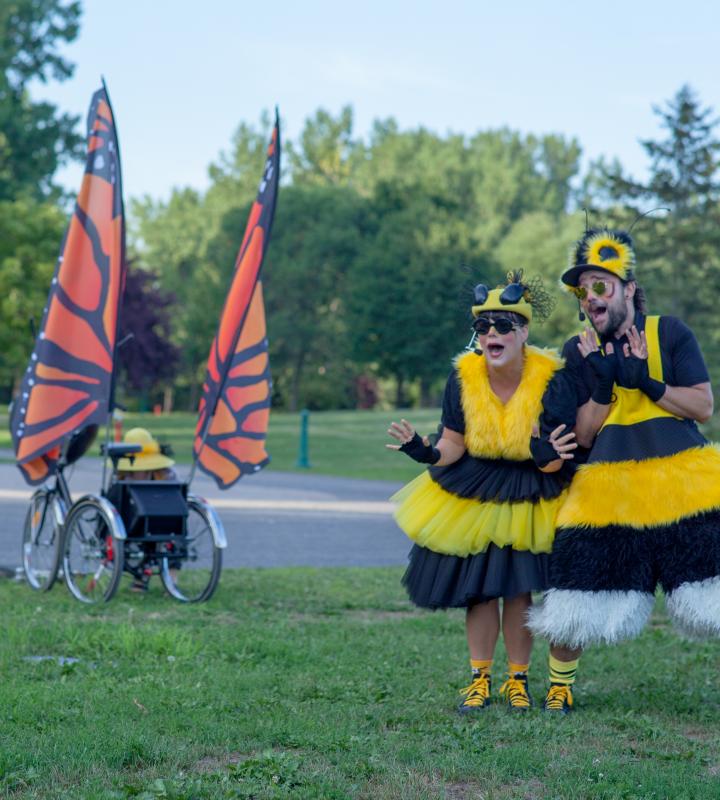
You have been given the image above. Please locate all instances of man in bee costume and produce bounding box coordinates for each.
[529,227,720,712]
[387,273,578,712]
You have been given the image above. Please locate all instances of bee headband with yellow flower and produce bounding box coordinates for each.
[561,227,636,289]
[471,270,555,323]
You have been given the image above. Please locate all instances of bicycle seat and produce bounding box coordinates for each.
[63,424,99,466]
[103,442,143,458]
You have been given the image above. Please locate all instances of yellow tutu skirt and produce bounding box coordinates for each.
[393,472,564,558]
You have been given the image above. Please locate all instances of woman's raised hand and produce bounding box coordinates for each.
[386,419,440,464]
[386,419,419,450]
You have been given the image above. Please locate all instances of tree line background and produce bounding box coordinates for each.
[3,1,720,413]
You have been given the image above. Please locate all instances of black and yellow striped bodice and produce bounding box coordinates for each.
[588,316,706,464]
[558,316,720,531]
[393,346,571,556]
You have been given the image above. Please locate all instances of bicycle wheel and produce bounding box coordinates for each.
[22,488,65,591]
[62,496,125,603]
[160,496,223,602]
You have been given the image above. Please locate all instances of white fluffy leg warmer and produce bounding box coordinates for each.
[666,576,720,639]
[527,588,655,649]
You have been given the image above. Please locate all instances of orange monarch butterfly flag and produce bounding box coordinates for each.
[193,112,280,489]
[10,84,126,486]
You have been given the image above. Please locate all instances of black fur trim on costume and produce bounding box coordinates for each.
[550,508,720,593]
[402,543,550,609]
[428,452,573,503]
[657,512,720,592]
[588,418,707,464]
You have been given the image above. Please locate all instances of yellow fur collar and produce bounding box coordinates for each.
[456,345,563,460]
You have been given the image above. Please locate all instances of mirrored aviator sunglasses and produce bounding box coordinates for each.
[473,317,516,335]
[572,280,613,301]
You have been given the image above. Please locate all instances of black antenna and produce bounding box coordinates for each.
[628,207,670,233]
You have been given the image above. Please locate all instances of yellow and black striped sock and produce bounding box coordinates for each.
[470,658,492,677]
[508,661,529,676]
[548,654,579,685]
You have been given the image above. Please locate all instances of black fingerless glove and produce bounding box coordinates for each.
[530,436,559,469]
[585,350,616,405]
[620,355,666,402]
[640,375,666,402]
[400,432,441,464]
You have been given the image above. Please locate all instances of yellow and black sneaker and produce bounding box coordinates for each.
[543,683,574,714]
[499,673,532,711]
[458,673,492,714]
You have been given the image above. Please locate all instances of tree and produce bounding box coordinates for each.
[205,112,276,217]
[116,266,180,408]
[131,108,584,410]
[346,190,483,407]
[598,85,720,378]
[344,126,581,405]
[0,0,82,200]
[287,106,356,186]
[130,188,209,403]
[461,130,581,249]
[495,211,585,348]
[0,197,66,397]
[262,184,371,410]
[130,115,278,405]
[350,121,466,204]
[1,1,85,395]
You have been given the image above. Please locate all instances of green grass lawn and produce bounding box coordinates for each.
[1,570,718,799]
[1,409,444,482]
[124,409,443,481]
[4,406,720,482]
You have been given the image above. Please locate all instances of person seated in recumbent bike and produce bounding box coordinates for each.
[111,427,180,592]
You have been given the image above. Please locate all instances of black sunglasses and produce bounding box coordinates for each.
[473,282,526,306]
[472,317,518,335]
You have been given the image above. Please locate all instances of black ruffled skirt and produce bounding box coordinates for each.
[402,543,551,609]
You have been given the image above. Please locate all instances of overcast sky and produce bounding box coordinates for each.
[34,0,720,203]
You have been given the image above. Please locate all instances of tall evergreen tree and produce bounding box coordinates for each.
[600,85,720,377]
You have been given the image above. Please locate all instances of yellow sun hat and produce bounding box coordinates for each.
[115,428,175,472]
[561,227,636,288]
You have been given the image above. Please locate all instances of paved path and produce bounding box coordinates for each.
[0,453,411,570]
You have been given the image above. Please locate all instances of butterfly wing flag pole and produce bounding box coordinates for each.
[9,82,126,486]
[190,110,280,490]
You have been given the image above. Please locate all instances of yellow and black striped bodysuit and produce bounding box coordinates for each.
[394,345,575,609]
[530,314,720,647]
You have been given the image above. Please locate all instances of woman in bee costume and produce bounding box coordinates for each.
[387,272,577,712]
[529,227,720,713]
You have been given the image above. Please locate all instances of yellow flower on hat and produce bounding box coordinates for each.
[583,232,635,280]
[561,227,636,288]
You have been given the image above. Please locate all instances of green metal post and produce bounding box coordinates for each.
[296,408,311,468]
